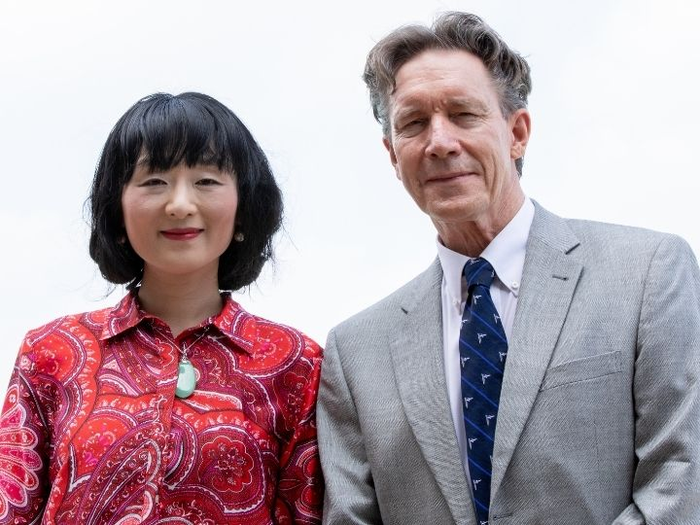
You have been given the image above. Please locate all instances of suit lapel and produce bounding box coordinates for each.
[490,204,583,501]
[389,260,476,525]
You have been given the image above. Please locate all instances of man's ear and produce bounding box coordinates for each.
[383,136,401,180]
[509,108,531,160]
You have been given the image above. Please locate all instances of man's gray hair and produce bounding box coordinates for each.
[363,12,532,174]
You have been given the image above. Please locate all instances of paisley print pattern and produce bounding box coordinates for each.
[0,385,43,520]
[0,292,323,524]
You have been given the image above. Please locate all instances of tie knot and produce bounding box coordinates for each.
[463,258,496,290]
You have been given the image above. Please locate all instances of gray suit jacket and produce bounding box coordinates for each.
[318,204,700,524]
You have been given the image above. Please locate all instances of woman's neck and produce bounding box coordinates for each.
[136,269,223,338]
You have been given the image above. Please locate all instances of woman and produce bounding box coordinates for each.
[0,93,323,524]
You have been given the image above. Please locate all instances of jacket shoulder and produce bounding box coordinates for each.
[532,203,694,261]
[330,260,440,339]
[563,217,694,261]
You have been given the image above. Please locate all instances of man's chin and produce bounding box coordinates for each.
[425,198,489,224]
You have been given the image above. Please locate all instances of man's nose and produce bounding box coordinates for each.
[425,118,461,158]
[165,183,197,219]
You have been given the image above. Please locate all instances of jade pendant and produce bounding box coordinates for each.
[175,358,197,399]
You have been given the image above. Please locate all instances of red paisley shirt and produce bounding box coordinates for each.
[0,292,323,524]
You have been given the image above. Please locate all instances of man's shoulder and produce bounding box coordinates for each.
[563,216,694,261]
[533,204,692,259]
[330,259,440,338]
[565,216,673,242]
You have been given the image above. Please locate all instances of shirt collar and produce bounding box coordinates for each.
[100,291,146,340]
[100,291,256,355]
[437,198,534,302]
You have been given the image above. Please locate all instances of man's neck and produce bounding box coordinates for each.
[434,193,525,256]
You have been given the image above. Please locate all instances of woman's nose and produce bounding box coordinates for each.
[164,183,197,219]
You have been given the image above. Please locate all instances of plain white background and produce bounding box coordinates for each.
[1,0,699,390]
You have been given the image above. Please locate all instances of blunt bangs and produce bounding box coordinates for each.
[120,92,249,176]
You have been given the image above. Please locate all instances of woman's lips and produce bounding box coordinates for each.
[161,228,203,240]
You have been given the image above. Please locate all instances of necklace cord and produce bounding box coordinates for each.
[179,327,211,362]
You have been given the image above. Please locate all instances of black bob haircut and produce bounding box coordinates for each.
[89,92,283,291]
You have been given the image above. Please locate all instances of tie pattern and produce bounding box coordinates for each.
[459,258,508,525]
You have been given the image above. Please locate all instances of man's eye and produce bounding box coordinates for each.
[454,112,478,124]
[398,119,425,135]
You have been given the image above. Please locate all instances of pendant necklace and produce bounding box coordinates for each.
[175,327,210,399]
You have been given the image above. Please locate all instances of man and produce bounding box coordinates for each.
[317,12,700,525]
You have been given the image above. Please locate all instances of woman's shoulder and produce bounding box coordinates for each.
[23,292,140,345]
[15,303,120,384]
[220,296,323,360]
[24,304,115,342]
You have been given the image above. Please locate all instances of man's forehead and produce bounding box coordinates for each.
[394,48,487,81]
[393,52,492,93]
[390,78,494,115]
[388,50,498,115]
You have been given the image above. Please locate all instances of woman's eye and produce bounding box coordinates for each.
[139,178,166,187]
[196,178,222,186]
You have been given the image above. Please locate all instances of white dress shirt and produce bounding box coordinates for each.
[436,198,534,473]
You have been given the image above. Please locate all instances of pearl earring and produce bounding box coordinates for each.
[234,232,245,242]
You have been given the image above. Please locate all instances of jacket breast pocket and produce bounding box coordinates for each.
[540,350,622,391]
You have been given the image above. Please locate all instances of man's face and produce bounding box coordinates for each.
[384,48,530,237]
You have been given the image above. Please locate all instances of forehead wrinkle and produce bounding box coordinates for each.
[392,92,490,121]
[391,49,502,112]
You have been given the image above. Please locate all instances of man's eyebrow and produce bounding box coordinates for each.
[394,95,489,114]
[447,97,489,111]
[394,107,422,120]
[392,100,431,121]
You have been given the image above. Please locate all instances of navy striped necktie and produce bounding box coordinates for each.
[459,258,508,525]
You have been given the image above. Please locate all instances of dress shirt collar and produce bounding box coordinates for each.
[100,291,255,355]
[437,198,535,303]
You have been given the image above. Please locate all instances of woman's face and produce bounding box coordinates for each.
[121,161,239,284]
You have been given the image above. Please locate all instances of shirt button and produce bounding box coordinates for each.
[453,299,460,308]
[512,282,520,290]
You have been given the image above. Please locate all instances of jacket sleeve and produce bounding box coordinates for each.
[317,329,382,525]
[612,235,700,524]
